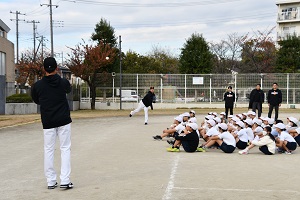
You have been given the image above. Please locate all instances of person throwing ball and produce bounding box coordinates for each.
[130,86,155,125]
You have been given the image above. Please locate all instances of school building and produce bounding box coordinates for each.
[0,19,15,97]
[276,0,300,40]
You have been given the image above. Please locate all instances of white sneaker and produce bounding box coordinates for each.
[238,149,248,155]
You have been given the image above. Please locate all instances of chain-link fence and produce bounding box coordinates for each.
[79,73,300,105]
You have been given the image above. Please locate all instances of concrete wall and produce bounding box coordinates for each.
[0,75,5,114]
[5,103,37,115]
[80,102,299,110]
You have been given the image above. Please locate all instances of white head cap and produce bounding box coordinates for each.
[217,123,228,131]
[187,123,198,130]
[207,119,216,127]
[253,118,262,126]
[236,121,245,128]
[274,123,286,130]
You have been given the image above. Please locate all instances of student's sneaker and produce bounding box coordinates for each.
[276,148,284,154]
[60,182,73,189]
[145,122,148,125]
[238,149,249,155]
[48,182,58,189]
[167,147,180,152]
[129,114,132,117]
[285,151,292,155]
[196,147,206,152]
[153,135,162,140]
[167,139,175,145]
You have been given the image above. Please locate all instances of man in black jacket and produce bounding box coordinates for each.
[267,82,282,120]
[249,84,265,117]
[31,57,73,189]
[223,86,235,118]
[130,86,155,125]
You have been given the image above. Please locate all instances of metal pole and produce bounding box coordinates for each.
[234,73,237,107]
[184,74,187,104]
[160,74,163,103]
[119,35,122,110]
[112,76,115,103]
[50,0,54,56]
[209,75,212,104]
[136,74,139,103]
[287,73,289,107]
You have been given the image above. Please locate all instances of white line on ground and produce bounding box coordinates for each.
[162,154,180,200]
[173,187,300,195]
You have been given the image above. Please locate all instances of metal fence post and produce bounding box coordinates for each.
[287,73,289,107]
[209,74,212,104]
[136,74,139,103]
[184,74,187,104]
[160,74,163,103]
[234,73,237,107]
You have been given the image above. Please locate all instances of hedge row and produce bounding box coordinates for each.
[6,94,33,103]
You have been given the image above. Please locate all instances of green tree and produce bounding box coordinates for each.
[179,33,213,74]
[91,18,117,47]
[276,35,300,73]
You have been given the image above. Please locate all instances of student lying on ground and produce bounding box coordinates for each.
[167,123,199,153]
[275,123,297,155]
[197,123,236,153]
[239,126,276,155]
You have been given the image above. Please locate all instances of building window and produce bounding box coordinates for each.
[0,30,3,37]
[0,52,6,75]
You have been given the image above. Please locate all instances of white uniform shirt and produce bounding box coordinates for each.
[279,131,296,143]
[237,129,248,143]
[245,127,254,142]
[218,131,236,147]
[175,124,185,134]
[206,127,219,137]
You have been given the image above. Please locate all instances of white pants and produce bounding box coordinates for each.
[131,100,149,123]
[43,123,71,186]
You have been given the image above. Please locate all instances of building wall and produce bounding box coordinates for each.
[0,32,15,96]
[277,1,300,40]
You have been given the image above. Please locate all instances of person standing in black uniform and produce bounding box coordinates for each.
[249,84,265,117]
[267,82,282,120]
[31,57,73,189]
[130,86,155,125]
[224,86,235,119]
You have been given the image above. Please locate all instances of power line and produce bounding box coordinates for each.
[61,0,245,7]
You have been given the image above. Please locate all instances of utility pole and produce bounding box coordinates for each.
[10,10,25,63]
[41,0,58,57]
[27,20,40,62]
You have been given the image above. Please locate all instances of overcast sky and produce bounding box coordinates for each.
[1,0,277,62]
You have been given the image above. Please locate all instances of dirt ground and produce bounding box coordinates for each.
[1,112,300,200]
[1,107,300,129]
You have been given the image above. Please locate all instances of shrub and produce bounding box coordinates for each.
[6,94,33,103]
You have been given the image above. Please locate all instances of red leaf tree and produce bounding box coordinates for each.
[16,50,48,87]
[66,40,116,110]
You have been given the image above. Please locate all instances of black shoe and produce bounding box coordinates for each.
[153,135,162,140]
[167,139,175,145]
[48,182,58,189]
[60,182,73,189]
[145,122,148,125]
[129,114,132,117]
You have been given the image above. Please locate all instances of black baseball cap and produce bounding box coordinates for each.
[43,57,57,73]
